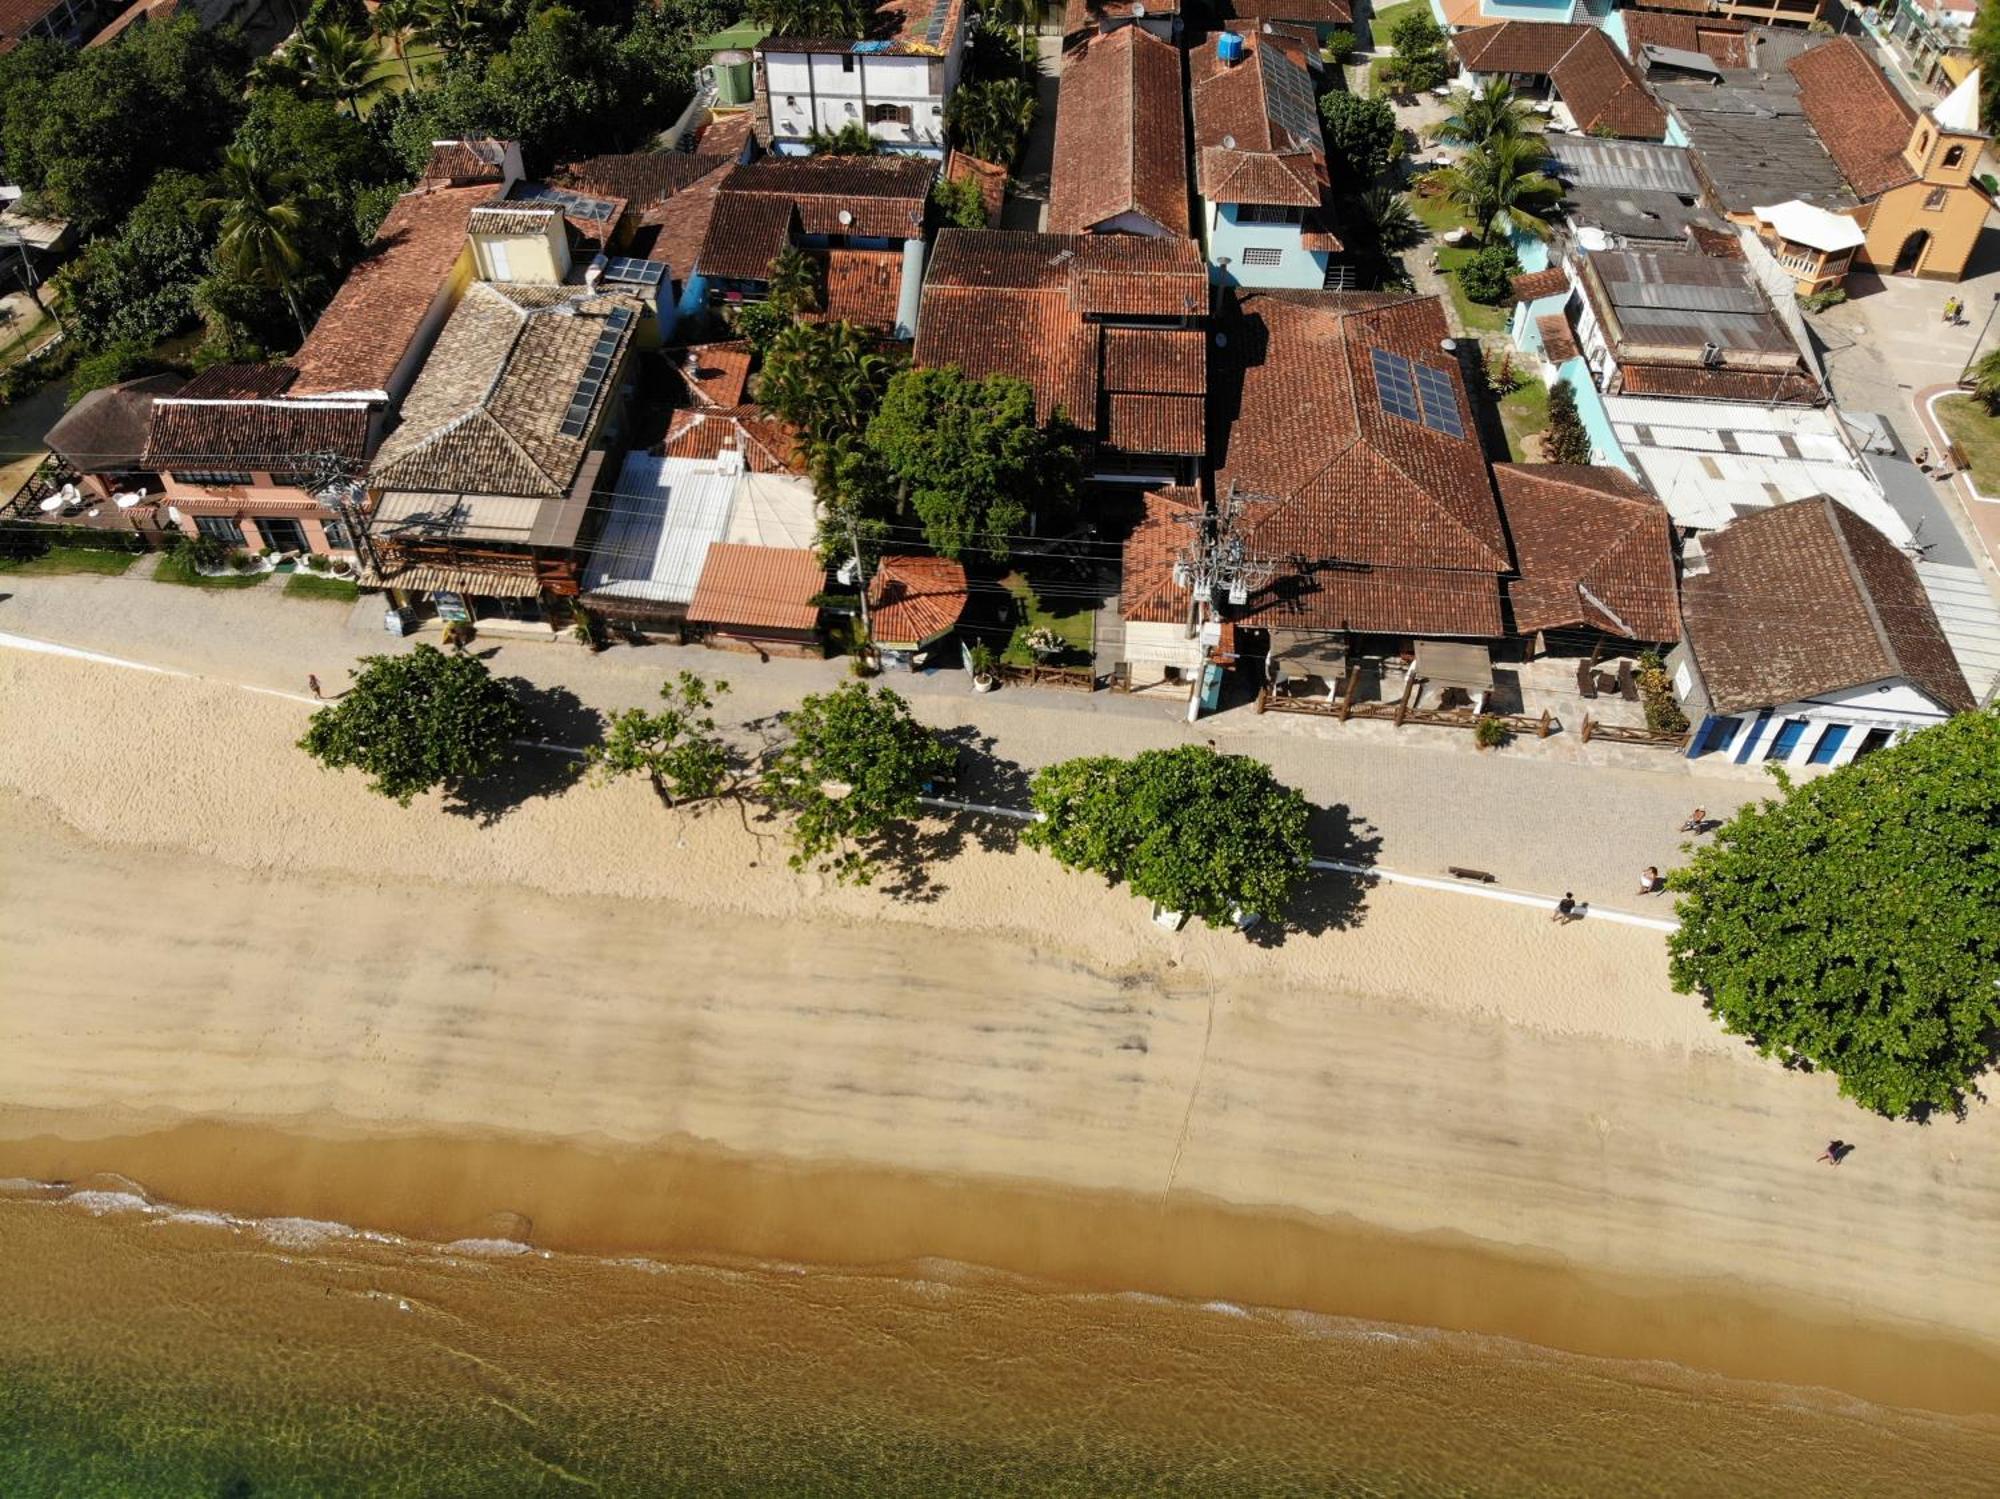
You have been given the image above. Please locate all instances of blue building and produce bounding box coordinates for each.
[1190,31,1345,289]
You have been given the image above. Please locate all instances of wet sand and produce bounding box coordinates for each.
[3,651,2000,1424]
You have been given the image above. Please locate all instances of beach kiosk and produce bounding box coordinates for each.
[867,555,967,670]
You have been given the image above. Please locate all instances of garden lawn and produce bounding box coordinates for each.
[1366,0,1427,44]
[0,545,139,576]
[1496,372,1549,462]
[155,552,268,589]
[1934,395,2000,496]
[283,572,360,603]
[1001,572,1094,667]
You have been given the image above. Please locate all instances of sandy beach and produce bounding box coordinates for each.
[3,646,2000,1419]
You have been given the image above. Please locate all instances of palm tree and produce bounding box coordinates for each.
[1358,188,1425,252]
[298,22,383,117]
[1433,78,1541,150]
[201,146,313,341]
[766,246,821,316]
[372,0,433,89]
[758,321,896,456]
[1970,347,2000,412]
[945,78,1037,167]
[1431,136,1563,242]
[751,0,872,38]
[420,0,490,61]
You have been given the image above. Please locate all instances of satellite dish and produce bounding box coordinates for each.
[1132,2,1145,13]
[135,486,148,499]
[836,556,860,586]
[837,209,853,226]
[1221,134,1236,150]
[167,505,182,524]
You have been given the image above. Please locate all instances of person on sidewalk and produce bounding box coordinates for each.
[1680,807,1707,833]
[1552,892,1577,923]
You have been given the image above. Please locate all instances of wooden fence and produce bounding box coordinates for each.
[998,660,1098,692]
[1257,684,1555,739]
[1579,715,1691,749]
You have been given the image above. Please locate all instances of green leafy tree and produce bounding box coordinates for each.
[51,170,214,354]
[1434,77,1540,149]
[1456,238,1520,304]
[421,0,496,59]
[728,297,796,356]
[1321,27,1355,61]
[586,673,734,806]
[1388,9,1449,93]
[1317,90,1398,188]
[751,0,872,37]
[1667,713,2000,1117]
[807,119,877,154]
[298,645,528,805]
[1430,135,1562,242]
[481,6,630,168]
[932,171,990,230]
[200,145,314,340]
[1543,378,1593,464]
[1023,747,1316,928]
[758,681,957,884]
[945,76,1037,166]
[866,366,1081,561]
[1974,1,2000,131]
[766,244,821,315]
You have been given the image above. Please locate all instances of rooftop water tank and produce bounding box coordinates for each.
[714,50,754,105]
[1217,30,1245,65]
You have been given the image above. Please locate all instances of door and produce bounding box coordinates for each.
[1893,229,1931,275]
[1806,723,1848,765]
[255,516,309,552]
[1765,717,1809,762]
[1693,714,1742,757]
[1851,727,1895,760]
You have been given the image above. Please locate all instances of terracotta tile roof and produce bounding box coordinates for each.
[290,184,494,400]
[1105,394,1206,455]
[641,157,735,284]
[869,554,967,646]
[0,0,67,38]
[144,399,372,471]
[806,247,906,331]
[1611,363,1823,405]
[670,342,753,408]
[1212,289,1509,638]
[1551,28,1666,139]
[1511,267,1570,302]
[915,231,1207,450]
[1788,38,1918,199]
[699,156,934,281]
[505,182,625,246]
[945,150,1008,227]
[1244,564,1505,637]
[1682,497,1973,715]
[1537,313,1578,362]
[44,373,184,473]
[1493,463,1680,641]
[421,140,511,185]
[1102,328,1206,395]
[1065,0,1181,33]
[1122,486,1202,625]
[1223,0,1350,23]
[178,364,298,398]
[1050,26,1190,237]
[1451,21,1592,76]
[469,205,563,238]
[1631,0,1711,13]
[1620,11,1747,69]
[663,407,805,473]
[686,543,825,632]
[1191,31,1327,207]
[369,283,644,498]
[551,152,718,210]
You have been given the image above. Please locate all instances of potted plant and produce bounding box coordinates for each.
[969,641,999,692]
[570,601,603,651]
[1473,714,1511,750]
[1024,626,1065,662]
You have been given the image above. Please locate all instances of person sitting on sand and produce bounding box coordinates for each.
[1639,866,1660,896]
[1552,892,1578,923]
[1680,808,1707,833]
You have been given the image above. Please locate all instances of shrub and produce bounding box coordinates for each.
[1635,650,1689,735]
[1456,240,1520,304]
[1798,286,1848,313]
[1543,378,1594,465]
[1473,714,1510,748]
[1318,89,1399,188]
[1322,27,1355,60]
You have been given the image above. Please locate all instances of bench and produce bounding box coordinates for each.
[1446,865,1497,884]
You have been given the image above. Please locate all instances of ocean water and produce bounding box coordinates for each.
[3,1182,1997,1498]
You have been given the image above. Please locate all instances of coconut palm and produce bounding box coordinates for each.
[298,21,384,117]
[945,77,1037,167]
[372,0,433,88]
[1970,346,2000,412]
[200,146,313,341]
[420,0,492,60]
[1430,135,1563,242]
[1357,187,1426,252]
[1433,78,1542,149]
[758,320,897,456]
[766,245,821,315]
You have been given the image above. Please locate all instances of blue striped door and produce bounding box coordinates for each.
[1765,718,1809,762]
[1807,724,1849,765]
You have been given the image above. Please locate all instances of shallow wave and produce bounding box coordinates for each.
[442,1237,547,1259]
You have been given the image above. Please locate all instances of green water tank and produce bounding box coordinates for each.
[713,51,754,106]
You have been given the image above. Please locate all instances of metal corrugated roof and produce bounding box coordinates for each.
[582,452,735,604]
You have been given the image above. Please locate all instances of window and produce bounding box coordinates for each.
[1806,723,1848,765]
[1924,185,1949,211]
[194,515,242,543]
[1242,246,1284,266]
[323,517,351,549]
[1917,129,1931,156]
[841,53,855,72]
[177,472,253,488]
[1235,204,1300,225]
[254,516,309,552]
[1944,144,1964,169]
[1764,718,1809,761]
[486,239,512,281]
[1692,715,1742,758]
[867,102,913,126]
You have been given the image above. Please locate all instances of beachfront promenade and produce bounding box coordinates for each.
[0,567,1747,913]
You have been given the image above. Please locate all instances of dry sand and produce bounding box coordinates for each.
[3,650,1999,1415]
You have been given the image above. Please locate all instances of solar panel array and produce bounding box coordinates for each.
[1262,48,1320,151]
[559,307,636,440]
[602,257,666,287]
[924,0,950,47]
[514,183,619,223]
[1370,348,1466,440]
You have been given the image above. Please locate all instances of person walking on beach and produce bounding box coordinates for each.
[1639,866,1660,896]
[1552,892,1577,923]
[1680,807,1707,833]
[1818,1139,1851,1166]
[308,673,322,700]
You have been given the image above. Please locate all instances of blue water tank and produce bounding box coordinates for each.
[1217,30,1245,64]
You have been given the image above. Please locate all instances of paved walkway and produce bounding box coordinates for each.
[0,570,1762,915]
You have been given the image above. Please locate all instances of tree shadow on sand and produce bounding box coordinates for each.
[443,680,603,827]
[1244,801,1383,948]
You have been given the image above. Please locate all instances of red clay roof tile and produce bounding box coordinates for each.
[1050,26,1190,237]
[1788,37,1919,199]
[686,542,825,633]
[1493,463,1680,641]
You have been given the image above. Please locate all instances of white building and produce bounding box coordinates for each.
[1669,497,1975,768]
[756,0,970,158]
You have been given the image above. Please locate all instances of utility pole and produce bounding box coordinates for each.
[1169,483,1277,723]
[845,509,871,637]
[309,448,378,575]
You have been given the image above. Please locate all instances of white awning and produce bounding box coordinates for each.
[1754,200,1865,254]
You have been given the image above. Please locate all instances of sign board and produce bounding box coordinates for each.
[432,590,472,623]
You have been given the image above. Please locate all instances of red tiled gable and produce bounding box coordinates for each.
[1071,233,1209,318]
[1105,394,1206,455]
[1212,289,1509,638]
[1050,25,1191,237]
[1102,328,1206,395]
[1451,20,1592,76]
[177,363,298,399]
[1683,497,1972,715]
[1122,486,1202,625]
[671,342,753,408]
[686,543,825,633]
[553,152,716,210]
[421,140,510,185]
[1191,31,1327,206]
[808,247,905,331]
[869,554,968,646]
[1224,0,1351,23]
[1242,563,1505,637]
[642,157,735,284]
[1511,267,1570,302]
[1550,29,1665,140]
[698,156,934,281]
[1788,38,1919,200]
[945,150,1008,226]
[144,399,372,471]
[1494,463,1680,642]
[663,407,805,473]
[291,184,494,399]
[1612,363,1823,405]
[1620,11,1748,69]
[1536,313,1578,362]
